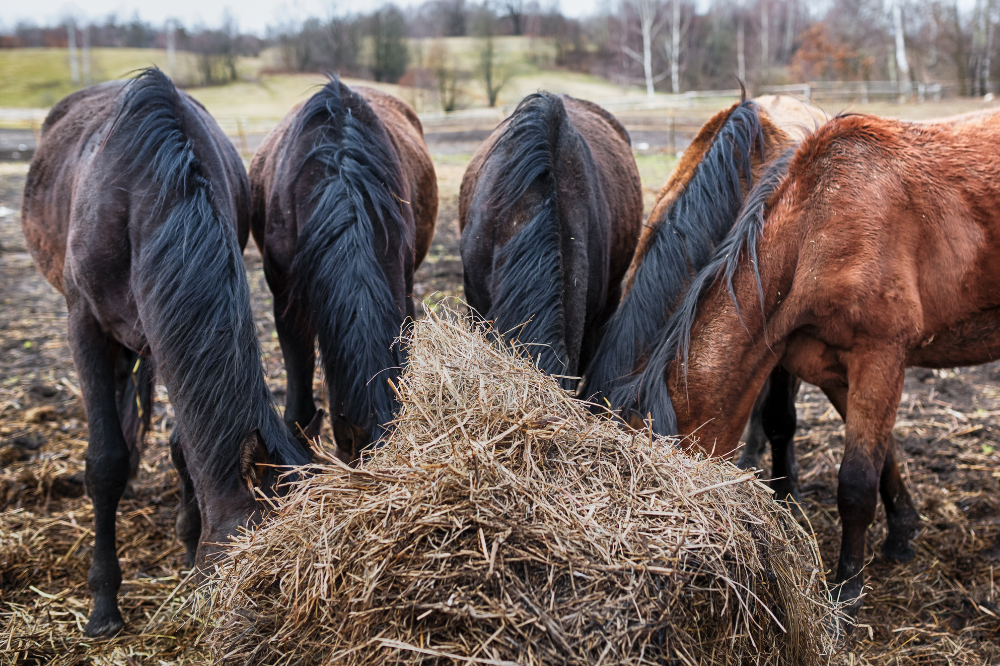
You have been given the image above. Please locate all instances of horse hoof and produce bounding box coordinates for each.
[83,609,125,637]
[881,539,916,564]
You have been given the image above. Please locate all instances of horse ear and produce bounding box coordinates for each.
[238,428,270,489]
[627,409,647,432]
[296,409,325,450]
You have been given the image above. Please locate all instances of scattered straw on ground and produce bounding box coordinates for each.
[206,306,839,666]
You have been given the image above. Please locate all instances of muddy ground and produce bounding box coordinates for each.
[1,156,999,664]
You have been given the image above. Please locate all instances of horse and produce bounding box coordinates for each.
[459,92,643,389]
[20,68,312,636]
[249,76,437,463]
[622,108,1000,618]
[581,94,827,504]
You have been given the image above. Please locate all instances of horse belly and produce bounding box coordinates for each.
[908,307,1000,368]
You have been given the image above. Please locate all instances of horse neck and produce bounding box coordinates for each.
[670,198,804,455]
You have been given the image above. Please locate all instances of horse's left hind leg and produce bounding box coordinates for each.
[879,443,919,563]
[68,305,130,637]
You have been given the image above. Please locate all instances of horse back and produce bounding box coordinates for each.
[355,86,437,269]
[772,112,1000,357]
[561,96,642,286]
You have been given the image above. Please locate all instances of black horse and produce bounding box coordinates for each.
[21,69,312,636]
[250,77,438,463]
[459,92,643,389]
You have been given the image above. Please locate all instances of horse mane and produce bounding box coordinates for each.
[618,148,796,435]
[288,75,411,438]
[482,92,572,378]
[109,68,309,488]
[582,100,763,405]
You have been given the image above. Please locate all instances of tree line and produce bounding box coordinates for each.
[3,1,999,99]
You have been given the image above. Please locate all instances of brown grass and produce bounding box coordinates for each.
[205,304,839,665]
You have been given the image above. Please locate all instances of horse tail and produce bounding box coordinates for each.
[114,348,154,482]
[289,77,411,438]
[109,68,307,487]
[484,93,571,384]
[627,149,796,435]
[583,100,764,408]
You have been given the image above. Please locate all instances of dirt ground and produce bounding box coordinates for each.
[2,148,1000,664]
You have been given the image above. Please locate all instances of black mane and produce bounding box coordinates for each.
[582,100,764,406]
[288,76,411,438]
[110,68,309,488]
[484,92,572,378]
[620,149,796,434]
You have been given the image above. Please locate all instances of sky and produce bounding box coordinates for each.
[1,0,603,36]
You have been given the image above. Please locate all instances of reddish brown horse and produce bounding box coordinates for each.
[460,93,642,388]
[250,77,437,462]
[20,69,312,636]
[582,95,827,503]
[626,109,1000,618]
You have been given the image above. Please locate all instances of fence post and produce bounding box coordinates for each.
[917,83,925,103]
[236,118,249,158]
[667,114,675,155]
[861,82,868,104]
[803,84,810,101]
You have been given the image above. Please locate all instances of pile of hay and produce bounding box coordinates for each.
[206,307,839,665]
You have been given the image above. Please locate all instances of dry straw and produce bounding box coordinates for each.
[205,305,840,665]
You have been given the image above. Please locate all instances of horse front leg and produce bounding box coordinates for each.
[273,292,317,434]
[68,304,130,637]
[169,430,201,568]
[761,367,802,507]
[833,347,906,620]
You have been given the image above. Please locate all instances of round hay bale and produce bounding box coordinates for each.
[206,307,839,665]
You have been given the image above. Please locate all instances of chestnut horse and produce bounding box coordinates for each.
[582,95,827,503]
[20,69,312,636]
[625,109,1000,617]
[250,77,437,462]
[459,93,643,389]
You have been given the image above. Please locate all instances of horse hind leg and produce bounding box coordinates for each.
[69,304,130,637]
[273,291,318,434]
[879,442,920,563]
[169,430,201,568]
[832,347,907,620]
[114,348,154,499]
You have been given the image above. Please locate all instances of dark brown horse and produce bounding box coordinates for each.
[21,69,312,636]
[624,109,1000,618]
[250,77,437,462]
[459,92,643,388]
[581,95,827,504]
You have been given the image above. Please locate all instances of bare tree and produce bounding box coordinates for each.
[760,0,770,81]
[783,0,796,60]
[473,10,511,107]
[67,20,79,85]
[81,24,91,85]
[891,0,911,99]
[427,40,461,111]
[737,13,746,83]
[662,0,690,93]
[622,0,668,97]
[503,0,524,36]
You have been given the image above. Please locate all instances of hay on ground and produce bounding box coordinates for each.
[206,306,839,665]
